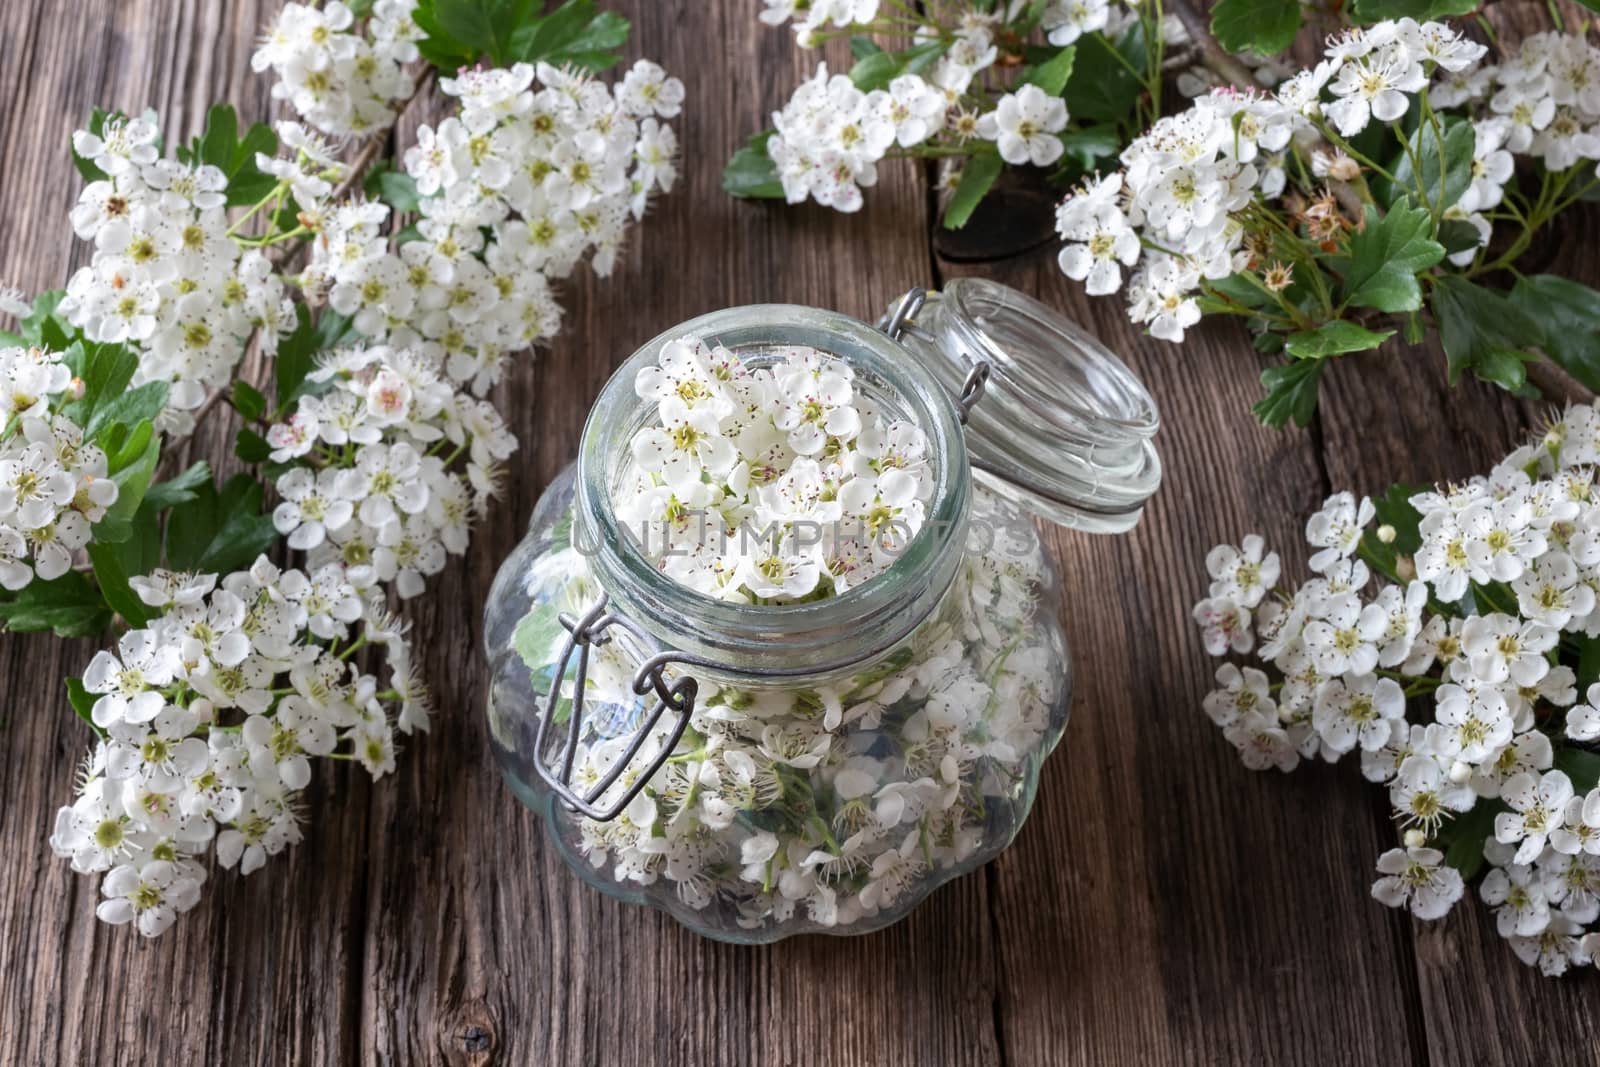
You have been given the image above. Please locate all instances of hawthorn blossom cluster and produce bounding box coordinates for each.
[618,336,934,602]
[1192,398,1600,976]
[49,557,429,936]
[304,60,682,394]
[504,485,1065,932]
[0,346,118,589]
[264,342,517,599]
[252,0,422,140]
[768,60,1073,211]
[1055,21,1600,342]
[60,115,295,432]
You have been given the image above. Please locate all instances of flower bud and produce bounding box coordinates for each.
[1376,524,1396,544]
[1449,760,1472,784]
[70,376,86,400]
[1403,829,1426,849]
[1395,555,1415,581]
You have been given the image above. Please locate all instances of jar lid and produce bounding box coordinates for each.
[885,278,1162,535]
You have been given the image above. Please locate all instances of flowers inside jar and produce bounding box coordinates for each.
[498,330,1069,935]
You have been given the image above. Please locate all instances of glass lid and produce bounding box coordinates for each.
[885,278,1162,535]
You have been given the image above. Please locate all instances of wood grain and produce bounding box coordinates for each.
[0,2,1596,1065]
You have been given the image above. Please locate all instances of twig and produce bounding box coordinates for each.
[1166,0,1259,89]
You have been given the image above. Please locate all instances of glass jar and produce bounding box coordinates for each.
[482,278,1161,942]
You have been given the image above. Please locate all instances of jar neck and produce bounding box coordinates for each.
[574,304,971,678]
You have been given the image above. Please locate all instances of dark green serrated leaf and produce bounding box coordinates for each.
[1331,198,1445,314]
[236,428,272,464]
[66,676,104,735]
[1063,27,1146,123]
[0,571,112,636]
[363,160,423,213]
[942,152,1002,230]
[1388,119,1475,215]
[1018,46,1076,96]
[1510,274,1600,393]
[1437,218,1484,256]
[1254,358,1324,428]
[723,131,785,200]
[1211,0,1301,56]
[1056,125,1120,170]
[87,541,152,627]
[848,50,902,92]
[232,381,267,422]
[1284,321,1395,360]
[1558,747,1600,793]
[849,36,884,60]
[1361,481,1427,584]
[184,104,279,207]
[507,0,629,70]
[97,423,160,532]
[1439,799,1500,881]
[142,461,212,512]
[1431,274,1545,393]
[1349,0,1478,25]
[165,473,279,574]
[85,381,168,443]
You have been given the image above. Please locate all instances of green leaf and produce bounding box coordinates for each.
[1210,0,1301,56]
[1431,274,1545,393]
[142,461,212,512]
[1056,126,1121,170]
[1436,218,1483,256]
[1063,27,1147,123]
[849,36,884,60]
[1331,198,1445,314]
[180,104,279,207]
[15,290,69,348]
[723,131,785,200]
[271,303,347,416]
[84,381,168,444]
[1254,359,1324,428]
[363,160,422,214]
[506,0,629,70]
[66,677,103,735]
[68,341,139,427]
[1558,748,1600,793]
[848,50,902,92]
[236,428,272,464]
[1348,0,1478,25]
[1439,799,1500,881]
[1018,46,1076,96]
[1284,321,1395,360]
[415,0,516,71]
[1360,482,1426,584]
[96,421,161,531]
[942,152,1003,230]
[88,541,152,627]
[231,381,267,422]
[1510,275,1600,393]
[1388,119,1475,215]
[0,571,112,637]
[166,473,280,574]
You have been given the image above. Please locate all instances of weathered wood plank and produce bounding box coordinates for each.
[936,247,1428,1065]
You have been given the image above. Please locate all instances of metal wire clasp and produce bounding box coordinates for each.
[532,594,700,822]
[877,286,989,425]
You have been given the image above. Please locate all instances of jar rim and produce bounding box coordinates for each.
[573,302,971,675]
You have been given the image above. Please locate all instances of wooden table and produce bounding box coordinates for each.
[2,1,1597,1063]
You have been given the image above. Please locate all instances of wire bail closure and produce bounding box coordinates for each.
[877,286,989,425]
[531,594,700,821]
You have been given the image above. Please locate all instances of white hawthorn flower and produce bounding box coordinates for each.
[976,85,1068,167]
[1371,846,1464,920]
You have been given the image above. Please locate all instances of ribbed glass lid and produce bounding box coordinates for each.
[891,278,1162,534]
